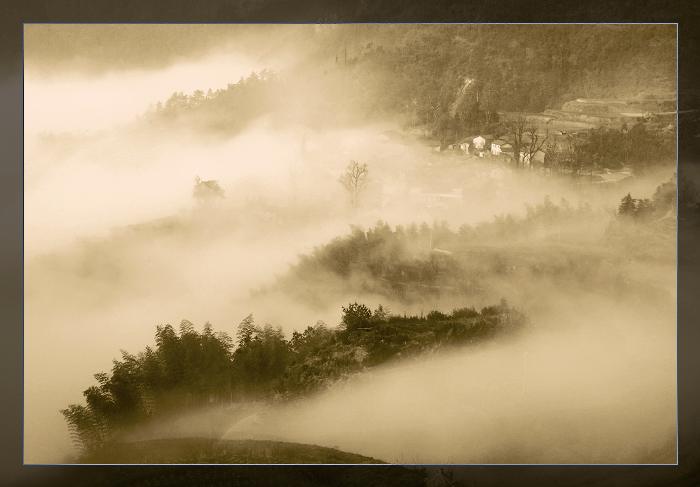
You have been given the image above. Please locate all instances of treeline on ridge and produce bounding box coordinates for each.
[273,180,677,305]
[62,301,524,454]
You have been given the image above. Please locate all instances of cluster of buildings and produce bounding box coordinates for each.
[446,135,510,157]
[439,134,546,167]
[433,94,676,168]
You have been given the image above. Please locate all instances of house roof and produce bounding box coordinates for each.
[459,134,494,143]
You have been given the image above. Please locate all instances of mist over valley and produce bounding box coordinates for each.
[23,24,680,465]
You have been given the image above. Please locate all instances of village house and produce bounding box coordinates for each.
[456,136,477,155]
[463,134,495,157]
[490,139,506,156]
[500,142,513,156]
[488,133,515,160]
[472,135,486,157]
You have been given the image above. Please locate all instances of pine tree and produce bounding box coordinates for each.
[618,193,636,216]
[236,314,257,347]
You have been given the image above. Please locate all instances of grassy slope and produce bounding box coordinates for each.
[79,438,385,464]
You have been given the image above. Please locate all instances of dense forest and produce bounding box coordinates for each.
[541,124,675,175]
[62,301,525,455]
[309,25,675,133]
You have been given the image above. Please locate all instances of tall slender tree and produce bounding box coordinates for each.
[339,160,369,208]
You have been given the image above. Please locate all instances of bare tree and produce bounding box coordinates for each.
[339,160,369,208]
[503,113,528,167]
[502,113,549,169]
[522,124,550,169]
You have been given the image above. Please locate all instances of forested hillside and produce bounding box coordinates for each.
[307,25,674,123]
[272,179,677,306]
[147,25,675,140]
[62,301,524,456]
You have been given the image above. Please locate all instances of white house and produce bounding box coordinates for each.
[491,139,506,156]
